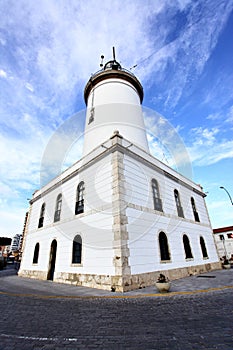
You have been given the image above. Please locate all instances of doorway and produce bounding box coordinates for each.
[47,239,57,281]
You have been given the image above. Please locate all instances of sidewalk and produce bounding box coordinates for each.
[0,266,232,298]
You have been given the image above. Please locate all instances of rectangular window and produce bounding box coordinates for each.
[153,197,163,212]
[54,210,61,222]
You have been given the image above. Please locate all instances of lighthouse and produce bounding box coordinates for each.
[82,48,149,156]
[19,49,220,292]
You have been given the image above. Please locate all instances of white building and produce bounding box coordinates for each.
[19,53,220,291]
[213,226,233,259]
[10,234,22,252]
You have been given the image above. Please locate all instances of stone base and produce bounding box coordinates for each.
[119,261,222,292]
[18,269,47,280]
[18,261,221,292]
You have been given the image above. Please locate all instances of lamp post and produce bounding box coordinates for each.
[220,186,233,205]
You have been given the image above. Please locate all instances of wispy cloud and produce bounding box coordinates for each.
[0,69,7,78]
[187,127,233,166]
[147,1,233,108]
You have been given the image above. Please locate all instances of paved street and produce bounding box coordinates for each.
[0,269,233,349]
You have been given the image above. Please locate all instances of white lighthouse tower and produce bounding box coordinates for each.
[19,49,220,292]
[82,48,149,156]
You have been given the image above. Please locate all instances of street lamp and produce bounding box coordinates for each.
[220,186,233,205]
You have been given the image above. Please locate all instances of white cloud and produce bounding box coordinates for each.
[0,207,27,237]
[186,126,233,166]
[0,69,7,78]
[25,82,34,92]
[187,130,233,166]
[190,127,219,146]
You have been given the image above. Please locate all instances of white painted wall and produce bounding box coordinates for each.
[83,78,149,156]
[21,154,115,276]
[122,154,219,274]
[213,229,233,259]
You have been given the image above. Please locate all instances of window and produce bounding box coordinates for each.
[54,194,62,222]
[191,197,200,222]
[38,203,45,228]
[219,234,224,241]
[174,189,184,217]
[227,233,233,239]
[200,236,208,259]
[75,181,84,215]
[159,232,170,261]
[33,243,40,264]
[72,235,82,264]
[152,179,163,212]
[183,234,193,259]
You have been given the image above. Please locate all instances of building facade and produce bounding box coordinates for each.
[10,234,22,253]
[213,226,233,259]
[19,53,220,291]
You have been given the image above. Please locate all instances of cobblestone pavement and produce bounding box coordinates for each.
[0,268,233,349]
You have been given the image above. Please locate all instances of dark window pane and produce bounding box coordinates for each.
[200,236,208,258]
[54,210,61,222]
[76,182,84,215]
[72,236,82,264]
[152,179,163,212]
[33,243,39,264]
[159,232,170,261]
[191,197,200,222]
[183,235,193,259]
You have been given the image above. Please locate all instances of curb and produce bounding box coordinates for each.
[0,285,233,300]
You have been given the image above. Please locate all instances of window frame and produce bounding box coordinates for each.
[38,203,46,228]
[32,242,40,264]
[183,234,193,260]
[191,197,200,222]
[158,231,171,262]
[71,235,82,265]
[174,189,184,218]
[152,179,163,212]
[200,236,208,259]
[54,194,62,222]
[75,181,85,215]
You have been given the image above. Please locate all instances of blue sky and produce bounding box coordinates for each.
[0,0,233,237]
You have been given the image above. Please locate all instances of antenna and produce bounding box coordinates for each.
[113,47,116,61]
[100,54,104,68]
[130,64,137,70]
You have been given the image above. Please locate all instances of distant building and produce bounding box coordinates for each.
[10,234,22,253]
[213,226,233,259]
[19,52,220,291]
[0,237,12,266]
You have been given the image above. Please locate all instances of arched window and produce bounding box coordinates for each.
[33,243,40,264]
[174,189,184,217]
[191,197,200,222]
[38,203,45,228]
[159,232,170,261]
[72,235,82,264]
[200,236,208,258]
[54,194,62,222]
[75,181,84,215]
[183,234,193,259]
[152,179,163,212]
